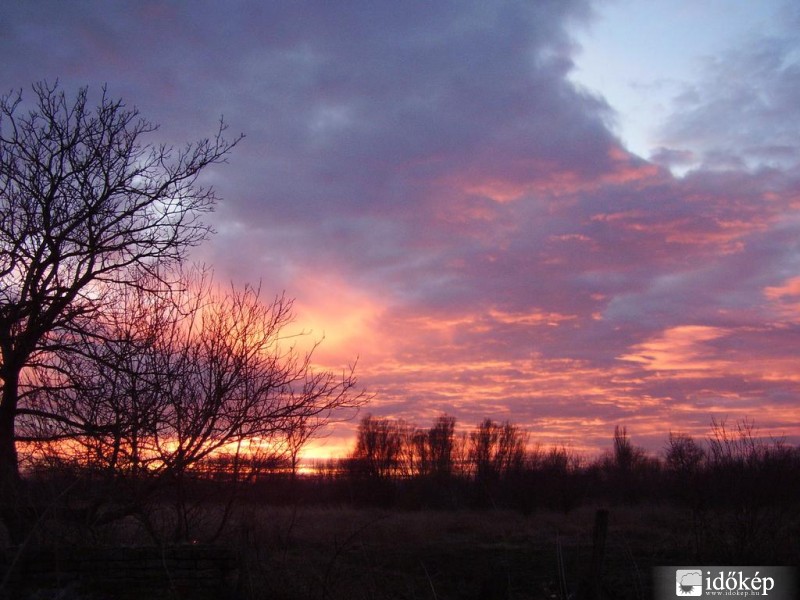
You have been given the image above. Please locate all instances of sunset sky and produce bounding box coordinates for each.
[3,1,799,457]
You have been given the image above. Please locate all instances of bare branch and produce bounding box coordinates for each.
[0,81,242,484]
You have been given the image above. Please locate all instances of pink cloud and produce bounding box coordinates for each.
[3,1,799,456]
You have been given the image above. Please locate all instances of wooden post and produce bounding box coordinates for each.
[575,508,609,600]
[589,509,608,597]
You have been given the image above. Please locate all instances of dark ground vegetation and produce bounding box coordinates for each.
[2,417,798,599]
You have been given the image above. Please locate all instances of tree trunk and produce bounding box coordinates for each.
[0,366,25,544]
[0,368,20,483]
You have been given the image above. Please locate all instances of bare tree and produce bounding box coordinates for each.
[25,274,364,539]
[408,426,430,477]
[611,425,645,472]
[0,81,241,488]
[664,432,705,475]
[349,415,404,480]
[468,419,526,483]
[425,415,456,480]
[707,417,762,468]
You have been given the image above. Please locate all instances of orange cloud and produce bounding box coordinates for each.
[619,325,731,374]
[619,324,800,388]
[452,147,663,204]
[360,350,668,445]
[764,276,800,321]
[589,211,763,254]
[488,308,575,327]
[285,272,386,367]
[765,276,800,300]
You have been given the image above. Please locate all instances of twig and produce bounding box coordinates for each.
[556,533,569,600]
[420,561,438,600]
[622,534,644,600]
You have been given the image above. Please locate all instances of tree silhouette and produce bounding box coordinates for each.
[25,275,363,540]
[349,415,404,480]
[665,432,704,475]
[469,419,526,484]
[426,415,456,480]
[0,82,241,494]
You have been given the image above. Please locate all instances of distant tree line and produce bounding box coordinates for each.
[243,414,797,524]
[265,414,794,563]
[23,411,799,562]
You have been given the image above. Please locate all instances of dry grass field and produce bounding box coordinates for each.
[222,503,707,600]
[3,499,798,599]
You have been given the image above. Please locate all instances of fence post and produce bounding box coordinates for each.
[590,509,608,595]
[573,508,608,600]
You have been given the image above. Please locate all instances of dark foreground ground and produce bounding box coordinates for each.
[3,503,798,599]
[243,504,675,600]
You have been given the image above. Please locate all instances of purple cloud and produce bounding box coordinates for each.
[656,6,800,172]
[1,1,798,454]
